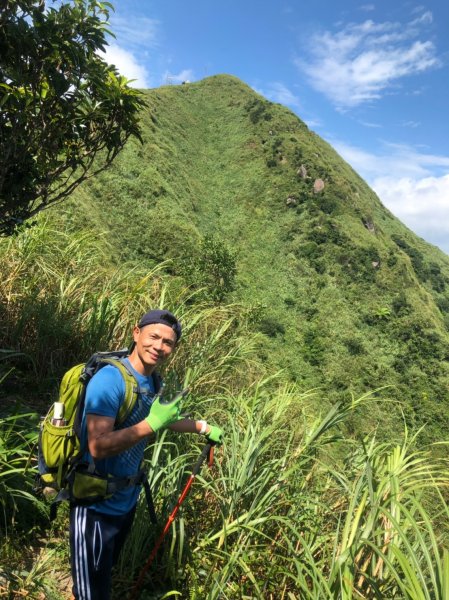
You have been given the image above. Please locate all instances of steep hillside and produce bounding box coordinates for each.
[58,74,449,442]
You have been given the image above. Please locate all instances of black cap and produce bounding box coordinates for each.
[138,309,182,341]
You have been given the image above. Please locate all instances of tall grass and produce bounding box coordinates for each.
[0,219,260,399]
[3,220,449,599]
[0,218,263,597]
[0,219,162,383]
[0,411,45,535]
[114,384,449,600]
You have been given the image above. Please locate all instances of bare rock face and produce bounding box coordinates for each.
[286,196,298,207]
[297,164,308,179]
[362,218,375,233]
[313,179,325,193]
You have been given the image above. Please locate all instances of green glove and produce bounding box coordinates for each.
[145,396,181,433]
[206,424,224,446]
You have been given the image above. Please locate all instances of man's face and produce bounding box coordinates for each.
[133,323,177,370]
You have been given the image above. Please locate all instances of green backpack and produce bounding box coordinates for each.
[36,349,161,520]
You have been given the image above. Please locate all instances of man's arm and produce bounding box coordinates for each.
[168,418,223,445]
[87,414,153,459]
[168,418,211,434]
[88,416,205,459]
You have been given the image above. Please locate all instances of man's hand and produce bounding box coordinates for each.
[206,424,224,446]
[145,396,181,433]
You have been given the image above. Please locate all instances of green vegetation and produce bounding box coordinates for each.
[3,74,449,597]
[0,0,146,235]
[53,73,449,445]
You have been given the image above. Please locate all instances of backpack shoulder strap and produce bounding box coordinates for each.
[98,357,139,425]
[95,357,163,426]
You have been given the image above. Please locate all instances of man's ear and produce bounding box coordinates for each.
[132,326,140,342]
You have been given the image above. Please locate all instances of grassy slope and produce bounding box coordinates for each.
[58,74,449,443]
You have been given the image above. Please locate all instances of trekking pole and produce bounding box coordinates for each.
[129,442,215,600]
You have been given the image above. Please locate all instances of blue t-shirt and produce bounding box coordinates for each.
[81,359,158,515]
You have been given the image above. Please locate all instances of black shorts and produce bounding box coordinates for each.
[70,504,136,600]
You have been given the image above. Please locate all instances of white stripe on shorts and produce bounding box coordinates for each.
[75,506,91,600]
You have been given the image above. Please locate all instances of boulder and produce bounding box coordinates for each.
[313,179,325,193]
[362,218,375,233]
[297,164,308,179]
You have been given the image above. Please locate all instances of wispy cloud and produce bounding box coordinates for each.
[333,140,449,253]
[411,10,433,26]
[359,120,383,128]
[109,15,160,50]
[334,140,449,178]
[359,4,375,12]
[401,120,421,128]
[99,13,162,88]
[295,13,440,109]
[162,69,194,85]
[254,82,302,109]
[304,117,323,129]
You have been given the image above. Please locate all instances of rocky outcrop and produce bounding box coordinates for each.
[313,179,325,193]
[362,218,376,233]
[297,164,308,179]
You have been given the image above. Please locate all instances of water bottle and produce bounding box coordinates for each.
[51,402,66,426]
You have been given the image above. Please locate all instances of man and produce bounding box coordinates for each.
[70,309,223,600]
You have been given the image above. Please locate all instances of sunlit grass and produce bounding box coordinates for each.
[2,219,449,599]
[110,381,449,600]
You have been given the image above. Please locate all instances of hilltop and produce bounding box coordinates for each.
[56,74,449,443]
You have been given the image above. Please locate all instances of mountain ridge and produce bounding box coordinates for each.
[57,73,449,442]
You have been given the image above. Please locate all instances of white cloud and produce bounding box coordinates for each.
[162,69,194,85]
[334,139,449,179]
[304,117,323,129]
[295,13,440,108]
[98,13,160,88]
[332,140,449,253]
[411,11,433,26]
[359,120,383,128]
[253,82,301,108]
[373,175,449,253]
[401,120,421,128]
[100,44,150,88]
[109,15,160,50]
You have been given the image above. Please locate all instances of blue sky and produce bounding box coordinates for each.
[102,0,449,254]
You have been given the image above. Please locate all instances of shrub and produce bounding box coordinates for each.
[429,262,446,292]
[296,242,321,260]
[245,99,273,124]
[344,338,365,355]
[338,245,380,283]
[180,235,237,302]
[257,316,286,338]
[318,195,337,214]
[391,292,412,316]
[436,296,449,314]
[303,326,325,365]
[391,235,429,282]
[386,252,397,267]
